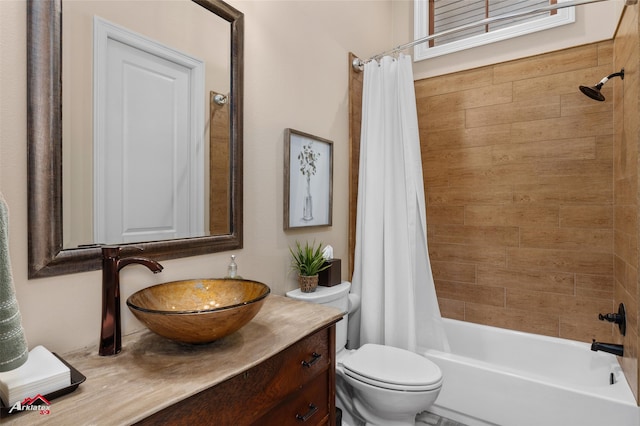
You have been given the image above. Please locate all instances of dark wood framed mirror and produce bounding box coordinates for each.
[27,0,243,278]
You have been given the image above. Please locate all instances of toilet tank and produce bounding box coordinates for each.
[286,281,351,350]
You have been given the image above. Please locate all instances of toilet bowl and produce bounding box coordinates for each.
[286,281,443,426]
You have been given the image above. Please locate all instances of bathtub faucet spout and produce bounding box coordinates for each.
[591,340,623,357]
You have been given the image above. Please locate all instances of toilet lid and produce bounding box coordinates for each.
[342,344,442,391]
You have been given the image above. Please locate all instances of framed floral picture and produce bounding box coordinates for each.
[284,129,333,229]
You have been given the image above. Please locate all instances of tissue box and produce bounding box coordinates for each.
[319,259,341,287]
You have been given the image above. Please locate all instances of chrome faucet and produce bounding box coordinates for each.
[99,246,163,356]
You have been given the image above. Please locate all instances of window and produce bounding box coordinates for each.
[413,0,575,61]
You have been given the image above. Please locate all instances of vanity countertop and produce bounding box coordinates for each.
[3,295,342,425]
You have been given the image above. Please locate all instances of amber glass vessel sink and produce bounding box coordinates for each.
[126,279,270,344]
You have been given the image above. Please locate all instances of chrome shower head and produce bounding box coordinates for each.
[579,69,624,102]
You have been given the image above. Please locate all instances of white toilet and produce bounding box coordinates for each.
[286,281,443,426]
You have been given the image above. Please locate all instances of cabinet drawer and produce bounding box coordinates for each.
[252,374,329,426]
[270,325,330,391]
[135,327,332,426]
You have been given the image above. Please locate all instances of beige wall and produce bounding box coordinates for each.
[0,0,390,354]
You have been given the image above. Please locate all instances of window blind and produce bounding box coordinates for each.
[432,0,555,46]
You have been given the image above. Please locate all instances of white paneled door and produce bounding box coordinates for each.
[93,18,204,244]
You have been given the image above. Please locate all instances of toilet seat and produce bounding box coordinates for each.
[342,344,443,392]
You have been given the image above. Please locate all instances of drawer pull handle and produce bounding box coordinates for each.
[296,403,318,422]
[301,352,322,368]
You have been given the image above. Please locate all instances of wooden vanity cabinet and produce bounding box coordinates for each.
[136,324,337,426]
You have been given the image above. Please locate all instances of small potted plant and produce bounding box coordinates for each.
[289,240,331,293]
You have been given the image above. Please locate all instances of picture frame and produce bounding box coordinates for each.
[284,129,333,230]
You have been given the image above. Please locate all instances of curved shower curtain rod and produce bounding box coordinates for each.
[352,0,627,72]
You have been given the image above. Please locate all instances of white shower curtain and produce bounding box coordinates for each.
[351,55,448,353]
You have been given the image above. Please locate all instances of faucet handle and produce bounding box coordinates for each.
[598,313,622,323]
[598,303,626,336]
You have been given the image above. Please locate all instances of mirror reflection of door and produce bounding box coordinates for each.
[61,1,232,250]
[93,18,205,244]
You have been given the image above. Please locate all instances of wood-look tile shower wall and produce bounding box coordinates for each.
[613,4,639,402]
[415,41,616,344]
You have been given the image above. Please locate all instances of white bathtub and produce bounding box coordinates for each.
[422,318,639,426]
